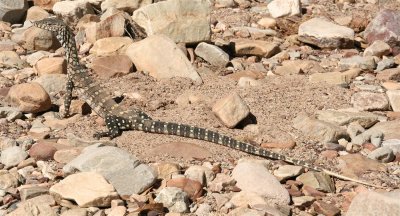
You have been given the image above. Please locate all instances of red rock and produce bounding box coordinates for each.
[166,177,203,200]
[302,185,326,198]
[91,55,133,78]
[29,141,57,161]
[312,200,340,216]
[362,143,377,151]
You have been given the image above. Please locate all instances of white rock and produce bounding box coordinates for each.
[267,0,301,18]
[101,0,152,13]
[194,42,229,67]
[0,146,28,167]
[53,0,94,24]
[346,190,400,216]
[155,187,189,213]
[212,92,250,128]
[387,90,400,111]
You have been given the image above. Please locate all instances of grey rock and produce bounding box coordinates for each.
[339,55,376,71]
[195,203,212,216]
[296,172,335,193]
[0,0,28,24]
[19,186,49,201]
[0,107,22,121]
[382,139,400,154]
[376,58,395,72]
[1,146,28,167]
[346,190,400,216]
[33,74,68,95]
[194,42,229,67]
[351,92,389,111]
[368,147,395,163]
[273,165,304,181]
[155,187,189,213]
[316,110,379,128]
[52,0,94,24]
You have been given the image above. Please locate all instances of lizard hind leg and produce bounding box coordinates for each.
[93,115,122,139]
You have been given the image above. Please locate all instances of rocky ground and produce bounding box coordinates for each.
[0,0,400,215]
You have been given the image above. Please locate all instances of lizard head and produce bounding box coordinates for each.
[33,18,67,33]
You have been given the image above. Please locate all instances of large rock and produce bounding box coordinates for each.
[22,27,58,51]
[34,57,67,75]
[351,92,389,111]
[7,195,57,216]
[91,55,133,78]
[0,146,28,167]
[364,9,400,54]
[298,17,354,49]
[212,92,250,128]
[52,0,94,24]
[50,172,118,207]
[364,120,400,140]
[125,34,202,84]
[0,0,28,24]
[267,0,301,18]
[6,82,52,113]
[132,0,211,43]
[155,187,189,213]
[90,37,133,57]
[101,0,152,13]
[33,74,68,95]
[309,68,361,85]
[0,51,25,69]
[63,144,157,196]
[26,6,49,21]
[85,12,126,43]
[346,190,400,216]
[232,39,280,57]
[315,110,379,128]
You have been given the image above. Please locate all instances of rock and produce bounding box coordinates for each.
[7,196,57,216]
[347,190,400,216]
[0,51,25,69]
[376,58,395,72]
[195,203,212,216]
[387,90,400,111]
[34,57,67,75]
[19,186,49,201]
[296,172,335,193]
[273,165,304,181]
[298,17,354,49]
[231,26,277,38]
[52,0,94,24]
[267,0,301,18]
[60,208,88,216]
[166,177,203,200]
[312,200,340,216]
[0,0,28,24]
[155,187,189,213]
[89,36,133,57]
[309,68,361,85]
[0,172,19,190]
[152,162,180,180]
[274,60,325,75]
[184,165,215,186]
[232,39,280,57]
[1,146,28,167]
[29,141,57,161]
[21,26,58,51]
[363,40,391,57]
[364,9,400,54]
[33,74,68,95]
[227,70,265,81]
[382,139,400,154]
[32,0,59,11]
[215,0,236,8]
[228,207,266,216]
[6,83,52,113]
[54,148,82,164]
[208,173,236,192]
[132,0,211,43]
[85,12,126,43]
[101,0,152,13]
[376,68,400,82]
[292,114,348,143]
[351,92,389,111]
[232,161,290,205]
[212,92,250,128]
[315,110,379,128]
[337,154,386,178]
[338,55,376,71]
[50,172,118,207]
[125,35,202,84]
[230,191,269,207]
[0,107,22,121]
[365,120,400,140]
[257,17,277,29]
[108,206,127,216]
[26,6,49,21]
[368,147,395,163]
[292,196,315,207]
[91,55,133,78]
[63,145,156,196]
[26,50,50,66]
[194,42,229,67]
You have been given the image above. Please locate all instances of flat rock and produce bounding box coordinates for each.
[229,191,269,208]
[1,146,28,167]
[312,200,340,216]
[0,0,28,24]
[34,57,66,75]
[351,92,389,111]
[194,42,229,67]
[0,172,19,190]
[337,154,386,178]
[309,69,361,85]
[63,144,156,196]
[52,0,94,24]
[19,186,49,201]
[274,165,304,181]
[368,146,395,163]
[50,172,118,207]
[298,17,354,49]
[387,90,400,111]
[132,0,211,43]
[90,37,133,57]
[232,161,290,205]
[346,190,400,216]
[232,39,280,57]
[338,55,376,71]
[365,120,400,140]
[6,83,52,113]
[101,0,151,13]
[212,92,250,128]
[364,40,391,57]
[267,0,301,18]
[0,51,25,69]
[315,110,379,128]
[382,139,400,154]
[296,172,335,193]
[275,59,324,75]
[145,142,212,160]
[155,187,189,213]
[292,114,348,143]
[54,148,83,164]
[376,68,400,82]
[125,34,202,84]
[91,55,133,78]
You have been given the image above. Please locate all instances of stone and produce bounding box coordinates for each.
[1,146,28,167]
[89,37,133,57]
[184,165,215,186]
[296,172,335,193]
[292,196,315,207]
[338,55,376,71]
[0,51,25,69]
[237,77,261,87]
[376,58,395,72]
[257,17,277,29]
[226,70,265,81]
[7,196,57,216]
[33,74,68,95]
[195,203,212,216]
[364,9,400,54]
[19,186,49,201]
[85,12,126,43]
[33,0,59,11]
[309,69,361,85]
[60,208,88,216]
[273,165,304,181]
[368,147,395,163]
[26,6,49,21]
[364,40,391,57]
[155,187,189,213]
[215,0,235,8]
[212,92,250,128]
[166,177,203,200]
[101,0,152,13]
[232,39,280,57]
[232,26,277,38]
[292,114,348,143]
[312,200,340,216]
[298,17,354,49]
[26,50,50,66]
[0,172,19,190]
[34,57,67,75]
[382,139,400,154]
[125,35,202,85]
[365,120,400,140]
[152,162,180,180]
[6,83,52,113]
[0,107,22,121]
[108,206,127,216]
[91,55,133,78]
[347,190,400,216]
[376,68,400,82]
[208,173,236,192]
[29,141,57,161]
[275,60,325,75]
[382,82,400,90]
[194,42,229,67]
[228,207,265,216]
[0,0,28,24]
[63,145,156,196]
[230,191,269,208]
[50,172,118,207]
[52,0,94,24]
[54,148,82,164]
[351,92,389,111]
[22,27,58,51]
[232,161,290,205]
[337,154,386,178]
[132,0,211,43]
[315,110,379,128]
[267,0,301,18]
[387,90,400,111]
